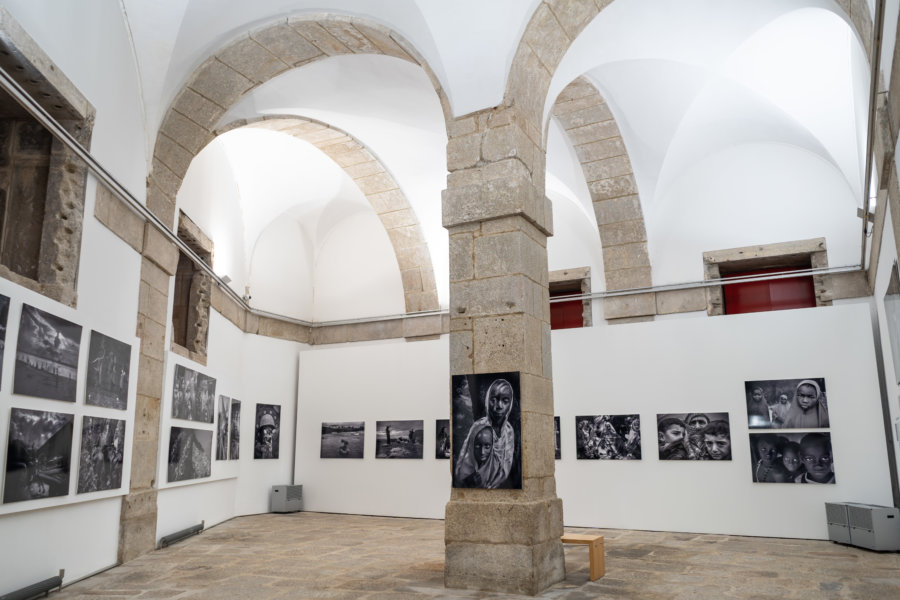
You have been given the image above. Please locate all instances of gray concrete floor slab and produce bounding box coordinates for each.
[54,512,900,599]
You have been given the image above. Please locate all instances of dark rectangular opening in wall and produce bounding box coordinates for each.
[172,252,194,348]
[550,280,584,330]
[722,264,815,315]
[0,91,53,280]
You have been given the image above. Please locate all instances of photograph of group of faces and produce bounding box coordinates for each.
[745,378,834,484]
[2,297,132,504]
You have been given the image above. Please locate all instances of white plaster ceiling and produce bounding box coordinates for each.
[119,0,874,308]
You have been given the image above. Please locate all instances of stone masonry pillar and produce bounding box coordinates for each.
[443,105,564,595]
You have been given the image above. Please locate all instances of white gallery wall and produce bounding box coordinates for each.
[295,302,892,540]
[295,337,451,518]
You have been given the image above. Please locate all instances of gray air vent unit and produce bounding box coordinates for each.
[826,502,900,551]
[271,484,303,513]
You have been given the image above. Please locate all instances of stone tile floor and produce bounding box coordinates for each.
[55,512,899,600]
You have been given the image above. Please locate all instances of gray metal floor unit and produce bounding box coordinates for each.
[271,484,303,513]
[826,502,900,551]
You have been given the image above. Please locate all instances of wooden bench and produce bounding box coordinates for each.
[561,533,605,581]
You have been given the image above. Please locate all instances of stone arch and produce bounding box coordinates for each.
[147,14,452,313]
[551,76,649,291]
[217,115,438,312]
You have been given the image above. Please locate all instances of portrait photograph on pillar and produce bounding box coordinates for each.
[375,419,423,458]
[320,421,364,458]
[744,378,829,429]
[77,416,125,493]
[657,413,731,460]
[167,426,212,482]
[85,330,131,410]
[229,399,240,459]
[554,416,561,459]
[575,414,641,460]
[254,404,280,459]
[171,364,216,423]
[215,395,229,460]
[3,407,74,502]
[451,372,522,489]
[13,304,81,403]
[750,431,836,484]
[0,293,9,387]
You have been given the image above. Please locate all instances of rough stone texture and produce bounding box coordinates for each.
[552,77,652,312]
[655,288,707,315]
[603,292,656,320]
[55,512,900,600]
[142,223,179,275]
[94,184,143,252]
[186,272,212,356]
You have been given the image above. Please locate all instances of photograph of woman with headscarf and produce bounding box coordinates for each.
[744,378,829,429]
[451,372,521,489]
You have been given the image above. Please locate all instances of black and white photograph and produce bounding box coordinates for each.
[575,415,641,460]
[77,416,125,493]
[320,421,364,458]
[436,419,450,459]
[216,395,229,460]
[229,399,240,460]
[451,372,522,489]
[254,404,280,459]
[554,416,561,460]
[13,304,81,403]
[167,426,212,482]
[172,364,216,423]
[375,419,424,459]
[4,408,74,502]
[0,293,9,387]
[657,412,731,461]
[744,378,829,429]
[750,431,836,484]
[85,330,131,410]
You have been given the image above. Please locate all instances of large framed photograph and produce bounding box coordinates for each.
[172,364,216,423]
[77,416,125,493]
[657,412,731,460]
[167,426,212,482]
[85,330,131,410]
[320,421,364,458]
[451,372,521,489]
[750,431,835,484]
[375,420,423,459]
[215,395,229,461]
[744,378,829,429]
[435,419,450,459]
[229,399,241,460]
[4,407,74,502]
[0,293,9,387]
[575,414,641,459]
[14,304,81,402]
[254,404,280,459]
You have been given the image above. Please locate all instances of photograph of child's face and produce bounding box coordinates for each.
[749,432,835,484]
[800,437,833,483]
[703,434,730,460]
[659,424,684,444]
[796,384,818,411]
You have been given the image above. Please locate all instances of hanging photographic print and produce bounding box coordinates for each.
[451,372,522,489]
[254,404,280,459]
[575,415,641,460]
[85,330,131,410]
[657,412,731,461]
[0,293,9,387]
[744,378,829,429]
[435,419,450,459]
[171,364,216,423]
[229,399,241,460]
[13,304,81,402]
[4,408,74,502]
[77,416,125,493]
[554,416,561,459]
[750,431,835,484]
[216,395,229,460]
[375,420,424,459]
[167,426,212,482]
[320,421,364,458]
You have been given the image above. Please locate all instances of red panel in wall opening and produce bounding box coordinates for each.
[550,299,584,329]
[723,268,815,315]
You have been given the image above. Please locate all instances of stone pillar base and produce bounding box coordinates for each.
[445,498,565,595]
[118,488,158,563]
